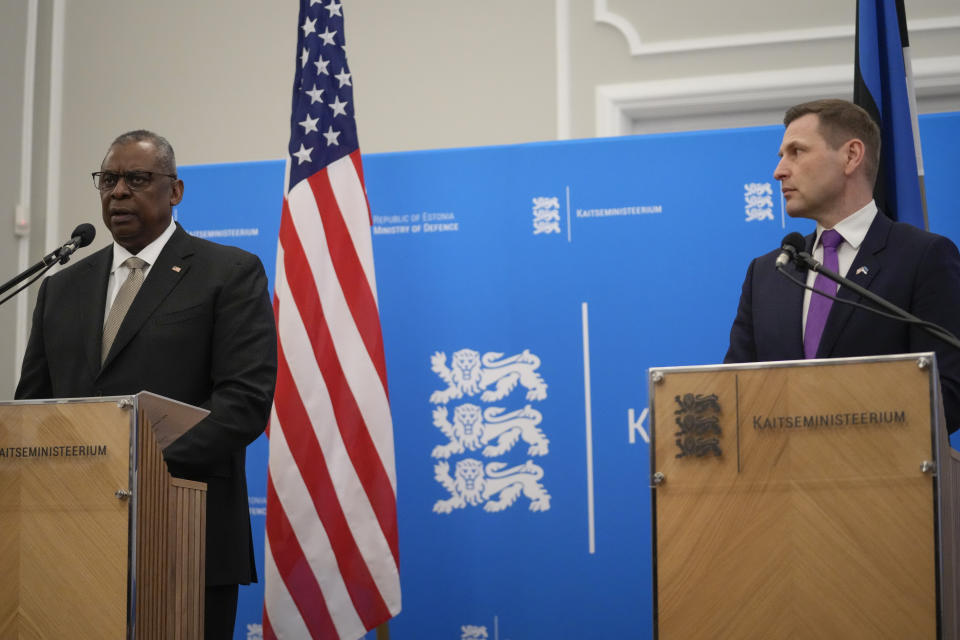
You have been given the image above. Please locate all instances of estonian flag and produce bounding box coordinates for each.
[853,0,927,229]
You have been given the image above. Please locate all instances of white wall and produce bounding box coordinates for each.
[0,1,31,397]
[3,0,959,396]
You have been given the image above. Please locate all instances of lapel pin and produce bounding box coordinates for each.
[856,266,869,276]
[171,266,182,273]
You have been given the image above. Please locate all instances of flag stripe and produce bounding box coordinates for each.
[304,166,388,397]
[262,555,307,640]
[270,371,386,634]
[286,182,398,493]
[895,0,910,45]
[349,153,370,220]
[310,158,387,397]
[276,236,401,597]
[263,609,275,640]
[279,205,401,565]
[264,475,342,638]
[330,150,381,308]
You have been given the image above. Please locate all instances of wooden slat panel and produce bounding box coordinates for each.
[168,476,178,638]
[174,485,184,640]
[196,488,206,635]
[949,448,960,640]
[653,359,937,639]
[192,489,199,638]
[164,478,206,640]
[136,408,171,640]
[180,485,189,640]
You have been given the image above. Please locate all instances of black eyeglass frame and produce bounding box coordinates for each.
[91,170,178,192]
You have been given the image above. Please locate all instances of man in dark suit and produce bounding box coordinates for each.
[725,99,960,433]
[15,130,278,638]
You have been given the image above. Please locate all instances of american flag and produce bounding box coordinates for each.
[263,1,401,638]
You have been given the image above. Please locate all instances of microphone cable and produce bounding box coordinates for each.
[775,261,960,351]
[0,261,59,307]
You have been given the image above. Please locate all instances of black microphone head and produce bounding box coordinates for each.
[781,232,806,254]
[71,223,96,247]
[775,231,808,269]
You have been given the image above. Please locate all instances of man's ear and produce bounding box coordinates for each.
[843,138,867,177]
[170,178,185,206]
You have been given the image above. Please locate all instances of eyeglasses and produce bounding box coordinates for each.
[91,170,177,192]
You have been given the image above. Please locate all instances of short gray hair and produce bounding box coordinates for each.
[108,129,177,174]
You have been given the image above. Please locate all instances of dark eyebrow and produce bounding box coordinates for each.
[779,140,805,156]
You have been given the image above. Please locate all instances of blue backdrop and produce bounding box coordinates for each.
[172,112,960,640]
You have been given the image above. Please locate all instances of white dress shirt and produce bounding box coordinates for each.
[801,200,878,335]
[103,219,177,325]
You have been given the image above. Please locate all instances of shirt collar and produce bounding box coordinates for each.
[815,200,877,249]
[111,219,176,272]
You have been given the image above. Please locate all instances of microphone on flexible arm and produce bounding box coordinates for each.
[56,223,97,263]
[0,223,98,307]
[773,232,960,352]
[775,231,808,269]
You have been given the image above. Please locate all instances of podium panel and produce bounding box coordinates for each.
[0,393,208,639]
[650,354,946,639]
[0,401,131,637]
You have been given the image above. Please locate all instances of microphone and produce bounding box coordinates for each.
[0,222,98,306]
[56,223,97,263]
[775,232,807,268]
[773,233,960,352]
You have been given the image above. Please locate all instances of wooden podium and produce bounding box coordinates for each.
[649,353,959,639]
[0,392,208,639]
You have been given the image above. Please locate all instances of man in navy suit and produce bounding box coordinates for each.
[16,130,278,637]
[725,99,960,433]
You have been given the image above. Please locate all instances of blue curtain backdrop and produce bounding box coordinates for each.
[172,112,960,640]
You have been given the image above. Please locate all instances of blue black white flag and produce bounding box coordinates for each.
[854,0,927,228]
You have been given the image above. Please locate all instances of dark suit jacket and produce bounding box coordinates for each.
[725,212,960,433]
[16,223,278,585]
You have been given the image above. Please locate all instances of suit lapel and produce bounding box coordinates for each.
[99,226,194,371]
[816,214,890,357]
[781,234,812,359]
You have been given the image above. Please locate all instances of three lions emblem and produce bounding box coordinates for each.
[429,347,551,514]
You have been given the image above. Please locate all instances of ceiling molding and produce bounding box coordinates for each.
[595,56,960,137]
[593,0,960,56]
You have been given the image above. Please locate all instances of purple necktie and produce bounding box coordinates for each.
[804,229,844,359]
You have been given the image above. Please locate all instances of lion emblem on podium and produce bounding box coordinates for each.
[433,458,551,513]
[429,349,548,404]
[431,403,549,459]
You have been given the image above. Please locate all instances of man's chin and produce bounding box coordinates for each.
[784,205,810,220]
[109,226,141,248]
[108,218,139,238]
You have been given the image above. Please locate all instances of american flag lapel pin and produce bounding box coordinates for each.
[856,265,869,276]
[171,266,182,273]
